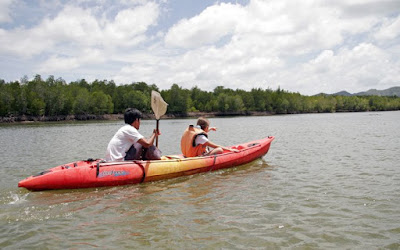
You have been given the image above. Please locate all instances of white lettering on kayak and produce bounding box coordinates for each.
[98,170,130,178]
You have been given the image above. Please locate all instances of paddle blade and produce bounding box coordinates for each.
[151,90,168,120]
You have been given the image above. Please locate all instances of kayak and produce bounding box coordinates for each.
[18,136,274,191]
[19,136,274,191]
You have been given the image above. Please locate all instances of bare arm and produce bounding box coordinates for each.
[137,129,160,148]
[208,127,217,132]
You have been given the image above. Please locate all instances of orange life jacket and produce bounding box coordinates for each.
[180,125,208,157]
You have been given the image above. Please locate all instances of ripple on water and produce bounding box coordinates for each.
[1,112,400,248]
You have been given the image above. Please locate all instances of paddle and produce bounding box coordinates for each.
[151,90,168,147]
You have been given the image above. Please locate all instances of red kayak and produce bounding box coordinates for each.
[18,136,274,191]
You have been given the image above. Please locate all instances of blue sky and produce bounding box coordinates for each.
[0,0,399,95]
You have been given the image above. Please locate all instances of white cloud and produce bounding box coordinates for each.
[165,2,243,48]
[158,0,399,94]
[165,0,382,59]
[0,1,160,77]
[0,5,101,57]
[332,0,400,18]
[0,27,54,57]
[36,48,106,73]
[104,2,159,47]
[45,6,100,41]
[1,0,399,95]
[280,43,400,94]
[374,14,400,41]
[0,2,159,54]
[0,0,14,23]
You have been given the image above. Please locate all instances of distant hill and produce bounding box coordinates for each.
[332,86,400,97]
[332,91,352,96]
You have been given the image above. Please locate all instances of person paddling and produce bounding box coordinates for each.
[180,117,238,157]
[106,108,161,161]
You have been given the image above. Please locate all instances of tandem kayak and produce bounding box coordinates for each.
[18,136,274,191]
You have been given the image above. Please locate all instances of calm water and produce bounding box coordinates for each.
[0,112,399,249]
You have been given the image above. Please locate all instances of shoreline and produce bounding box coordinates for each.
[1,110,397,124]
[0,111,275,123]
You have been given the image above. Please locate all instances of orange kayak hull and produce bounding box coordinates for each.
[18,136,274,191]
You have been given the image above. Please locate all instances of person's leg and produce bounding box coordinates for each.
[124,143,143,160]
[143,145,162,160]
[205,147,224,155]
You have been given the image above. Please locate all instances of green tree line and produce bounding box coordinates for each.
[1,75,400,117]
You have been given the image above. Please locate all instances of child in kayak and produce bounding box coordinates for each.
[180,117,238,157]
[106,108,161,161]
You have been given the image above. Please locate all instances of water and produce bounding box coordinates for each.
[0,112,399,249]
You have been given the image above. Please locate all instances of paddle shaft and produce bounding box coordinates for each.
[156,119,159,147]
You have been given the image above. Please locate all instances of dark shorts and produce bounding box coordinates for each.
[125,144,161,161]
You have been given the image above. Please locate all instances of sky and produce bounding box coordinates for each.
[0,0,399,95]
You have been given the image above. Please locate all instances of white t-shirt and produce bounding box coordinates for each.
[106,124,144,161]
[194,125,209,146]
[195,134,208,146]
